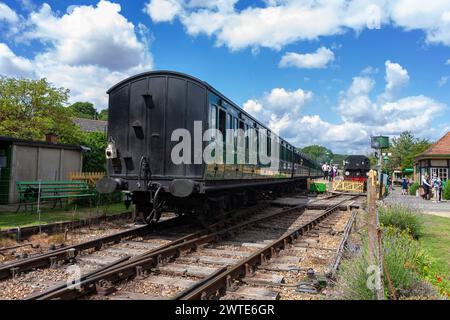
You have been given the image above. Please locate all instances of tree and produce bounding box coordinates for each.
[98,109,108,121]
[81,131,107,172]
[68,102,98,119]
[0,77,83,144]
[385,131,432,171]
[300,145,334,164]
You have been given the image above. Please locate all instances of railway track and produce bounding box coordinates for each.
[19,194,361,300]
[0,203,273,299]
[0,211,133,241]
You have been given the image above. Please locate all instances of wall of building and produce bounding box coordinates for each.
[8,145,82,203]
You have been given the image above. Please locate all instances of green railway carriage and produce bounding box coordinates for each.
[98,71,322,224]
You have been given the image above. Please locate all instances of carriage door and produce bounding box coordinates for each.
[0,143,11,204]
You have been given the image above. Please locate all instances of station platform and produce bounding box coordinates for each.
[384,187,450,218]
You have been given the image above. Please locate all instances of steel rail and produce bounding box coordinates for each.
[0,211,133,241]
[31,195,352,300]
[326,207,359,278]
[23,204,269,300]
[0,215,188,281]
[177,195,360,300]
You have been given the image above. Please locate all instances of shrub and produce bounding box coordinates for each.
[409,182,420,196]
[332,235,375,300]
[333,227,437,300]
[381,226,435,298]
[443,181,450,200]
[379,205,423,239]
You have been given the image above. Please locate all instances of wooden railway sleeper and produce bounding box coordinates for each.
[96,279,116,296]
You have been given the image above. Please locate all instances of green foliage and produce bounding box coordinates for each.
[300,145,334,164]
[443,181,450,200]
[384,131,432,171]
[333,236,375,300]
[379,205,424,239]
[0,77,83,144]
[334,227,437,300]
[98,109,108,121]
[381,226,435,298]
[80,131,107,172]
[409,182,420,196]
[67,102,97,119]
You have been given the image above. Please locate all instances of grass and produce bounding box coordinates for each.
[419,214,450,296]
[0,202,128,230]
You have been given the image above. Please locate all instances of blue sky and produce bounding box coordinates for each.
[0,0,449,153]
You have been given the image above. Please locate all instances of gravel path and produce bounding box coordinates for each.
[383,187,450,217]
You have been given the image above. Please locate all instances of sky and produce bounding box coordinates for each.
[0,0,449,154]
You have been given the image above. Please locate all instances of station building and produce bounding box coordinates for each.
[414,132,450,182]
[0,134,83,204]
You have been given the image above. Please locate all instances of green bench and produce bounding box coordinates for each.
[16,181,96,213]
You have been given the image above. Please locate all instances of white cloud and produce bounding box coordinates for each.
[389,0,450,46]
[242,61,446,153]
[144,0,450,50]
[338,76,377,124]
[446,59,450,65]
[144,0,182,23]
[383,60,409,98]
[0,1,153,108]
[25,1,152,72]
[279,47,335,69]
[438,76,449,87]
[0,43,33,77]
[244,87,313,128]
[0,2,19,24]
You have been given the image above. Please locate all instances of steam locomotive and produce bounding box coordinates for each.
[343,155,371,182]
[97,71,322,224]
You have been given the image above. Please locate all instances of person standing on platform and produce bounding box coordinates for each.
[431,175,441,203]
[422,174,431,200]
[322,162,328,181]
[401,176,408,195]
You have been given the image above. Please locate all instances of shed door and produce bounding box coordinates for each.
[0,143,11,204]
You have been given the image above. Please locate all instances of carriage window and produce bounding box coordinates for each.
[210,105,217,138]
[218,108,226,138]
[226,113,232,143]
[267,132,271,157]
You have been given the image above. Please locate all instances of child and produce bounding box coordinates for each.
[401,176,408,195]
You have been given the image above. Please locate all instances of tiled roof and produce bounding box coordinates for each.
[72,118,107,133]
[0,136,81,150]
[417,132,450,157]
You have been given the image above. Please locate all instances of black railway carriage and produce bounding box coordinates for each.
[98,71,321,223]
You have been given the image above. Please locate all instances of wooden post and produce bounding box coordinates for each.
[367,169,384,299]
